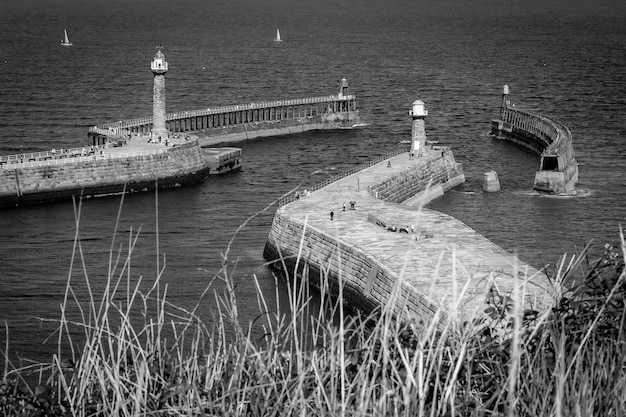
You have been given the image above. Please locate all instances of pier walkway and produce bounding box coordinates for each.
[88,79,361,147]
[265,147,554,324]
[0,135,189,170]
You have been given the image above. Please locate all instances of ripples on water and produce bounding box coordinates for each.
[1,0,625,362]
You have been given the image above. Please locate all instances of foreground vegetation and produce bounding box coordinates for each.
[1,199,625,416]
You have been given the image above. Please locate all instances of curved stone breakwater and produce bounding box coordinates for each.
[263,146,554,325]
[491,85,578,194]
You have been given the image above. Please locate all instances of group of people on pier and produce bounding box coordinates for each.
[329,200,357,221]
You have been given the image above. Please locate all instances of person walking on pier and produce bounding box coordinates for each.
[330,210,334,221]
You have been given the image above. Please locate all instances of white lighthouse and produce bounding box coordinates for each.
[338,77,349,98]
[500,84,510,119]
[151,48,169,143]
[409,100,428,157]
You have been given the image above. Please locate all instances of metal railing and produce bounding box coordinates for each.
[89,94,358,133]
[1,145,104,165]
[1,147,170,170]
[502,107,572,155]
[278,148,406,207]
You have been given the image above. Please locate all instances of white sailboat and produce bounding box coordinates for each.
[60,29,73,47]
[274,29,282,42]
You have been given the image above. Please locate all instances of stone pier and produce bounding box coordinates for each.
[0,138,209,208]
[88,79,361,147]
[264,145,554,325]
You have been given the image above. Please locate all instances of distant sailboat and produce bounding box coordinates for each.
[274,29,282,42]
[60,29,72,47]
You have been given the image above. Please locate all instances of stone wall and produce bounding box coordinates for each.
[492,107,578,194]
[194,120,343,147]
[264,149,467,325]
[369,148,464,204]
[263,212,442,323]
[0,141,208,207]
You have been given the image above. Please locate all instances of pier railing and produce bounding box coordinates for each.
[0,146,170,170]
[1,145,102,167]
[500,107,573,157]
[88,94,359,137]
[278,148,407,207]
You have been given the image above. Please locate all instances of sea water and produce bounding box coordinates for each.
[1,0,625,363]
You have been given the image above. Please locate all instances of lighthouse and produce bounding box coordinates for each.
[409,100,428,158]
[151,48,169,143]
[500,84,510,119]
[338,77,349,98]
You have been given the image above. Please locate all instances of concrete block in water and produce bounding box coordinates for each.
[482,170,501,192]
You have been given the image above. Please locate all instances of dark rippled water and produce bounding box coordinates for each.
[1,0,625,362]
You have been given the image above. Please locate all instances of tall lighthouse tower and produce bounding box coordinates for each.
[151,48,169,143]
[500,84,510,119]
[338,77,349,98]
[409,100,428,158]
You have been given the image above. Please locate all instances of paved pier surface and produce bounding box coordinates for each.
[0,133,210,209]
[0,134,189,167]
[102,138,166,155]
[103,134,190,155]
[280,148,554,319]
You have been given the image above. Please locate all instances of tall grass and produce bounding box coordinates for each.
[1,192,625,416]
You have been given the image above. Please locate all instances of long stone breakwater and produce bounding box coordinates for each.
[88,79,361,147]
[0,138,209,208]
[264,99,556,325]
[491,85,578,194]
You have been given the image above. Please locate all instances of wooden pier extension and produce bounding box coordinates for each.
[88,78,361,147]
[491,85,578,194]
